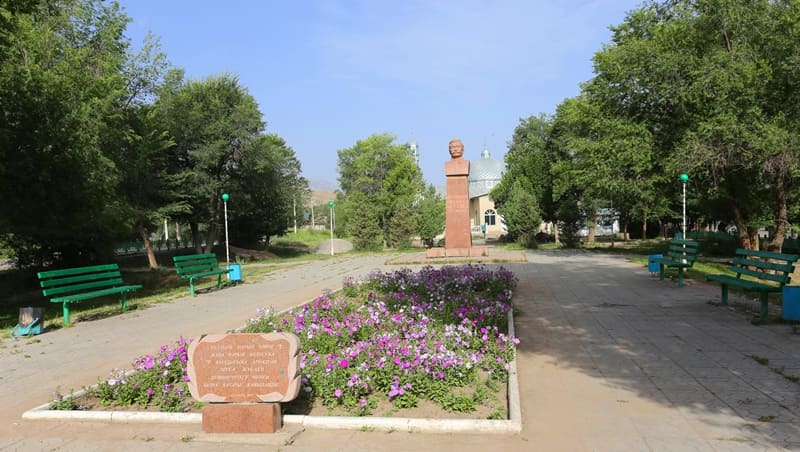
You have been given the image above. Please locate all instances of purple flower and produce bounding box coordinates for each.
[339,359,349,369]
[334,388,343,398]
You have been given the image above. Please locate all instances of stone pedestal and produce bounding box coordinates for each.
[202,403,281,433]
[444,159,471,250]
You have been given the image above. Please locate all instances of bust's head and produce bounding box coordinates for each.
[448,139,464,159]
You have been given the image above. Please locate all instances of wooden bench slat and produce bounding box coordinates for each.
[39,270,122,289]
[37,264,119,279]
[179,269,230,279]
[729,266,789,285]
[51,285,143,303]
[732,257,795,273]
[42,277,125,297]
[706,275,780,291]
[173,253,218,262]
[176,265,219,275]
[733,248,800,262]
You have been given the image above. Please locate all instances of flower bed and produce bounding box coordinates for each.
[52,265,518,419]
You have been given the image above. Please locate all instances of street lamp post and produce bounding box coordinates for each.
[328,201,335,256]
[221,193,230,266]
[679,174,689,239]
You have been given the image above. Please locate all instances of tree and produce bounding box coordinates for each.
[344,193,382,251]
[337,134,424,248]
[586,0,800,250]
[500,181,542,247]
[415,185,445,248]
[0,0,136,267]
[227,135,308,247]
[155,73,266,252]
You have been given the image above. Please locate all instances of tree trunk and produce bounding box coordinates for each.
[766,169,788,253]
[732,205,759,250]
[205,222,218,254]
[553,223,560,244]
[139,225,158,269]
[191,222,201,253]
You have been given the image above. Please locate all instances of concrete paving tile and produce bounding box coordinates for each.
[704,439,775,451]
[684,367,740,379]
[648,376,706,390]
[643,436,716,451]
[661,389,722,404]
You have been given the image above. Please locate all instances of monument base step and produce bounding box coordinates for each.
[426,247,489,258]
[202,403,281,433]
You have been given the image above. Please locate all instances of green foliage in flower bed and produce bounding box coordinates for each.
[83,338,191,412]
[50,265,519,417]
[243,265,519,415]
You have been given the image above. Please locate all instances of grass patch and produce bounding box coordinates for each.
[0,261,290,336]
[750,355,769,366]
[271,229,333,248]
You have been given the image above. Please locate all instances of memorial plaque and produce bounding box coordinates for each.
[187,332,301,403]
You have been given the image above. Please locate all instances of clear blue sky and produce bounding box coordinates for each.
[119,0,642,189]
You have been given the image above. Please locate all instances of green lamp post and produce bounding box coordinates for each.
[679,174,688,239]
[328,201,335,256]
[221,193,230,265]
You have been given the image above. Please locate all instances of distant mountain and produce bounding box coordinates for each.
[309,179,338,192]
[308,190,336,206]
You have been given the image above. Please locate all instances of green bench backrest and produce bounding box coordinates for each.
[730,248,799,286]
[38,264,125,298]
[173,253,222,276]
[667,239,700,263]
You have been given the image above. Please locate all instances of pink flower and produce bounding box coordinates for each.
[339,359,349,369]
[334,388,343,398]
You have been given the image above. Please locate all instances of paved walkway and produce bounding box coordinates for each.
[1,251,799,451]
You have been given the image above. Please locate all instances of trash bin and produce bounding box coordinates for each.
[782,285,800,321]
[228,263,242,282]
[648,254,663,276]
[11,307,43,338]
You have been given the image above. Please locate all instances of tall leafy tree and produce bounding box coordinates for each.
[337,134,423,249]
[0,0,134,266]
[155,73,265,252]
[587,0,800,250]
[415,185,445,248]
[227,134,308,247]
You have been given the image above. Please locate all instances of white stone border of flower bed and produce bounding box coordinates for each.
[23,305,521,434]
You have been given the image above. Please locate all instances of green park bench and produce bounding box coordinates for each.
[173,253,232,297]
[650,239,701,287]
[38,264,142,326]
[706,248,799,319]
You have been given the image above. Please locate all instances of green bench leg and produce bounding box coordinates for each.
[189,278,196,297]
[759,292,769,319]
[62,302,70,326]
[677,268,684,287]
[659,264,665,281]
[217,273,223,289]
[121,292,127,312]
[721,285,728,306]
